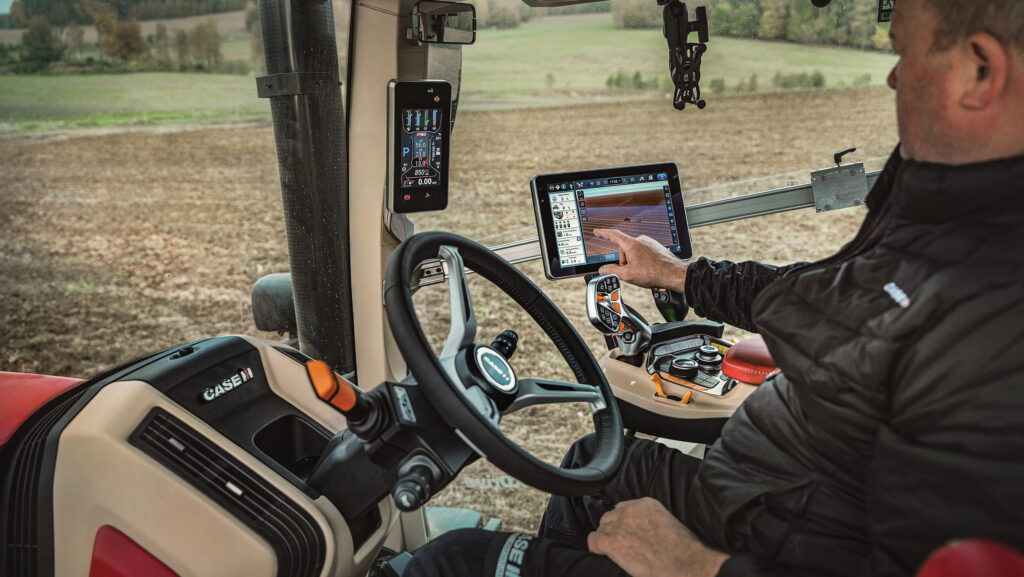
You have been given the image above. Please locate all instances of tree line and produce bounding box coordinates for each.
[2,0,246,28]
[7,0,224,72]
[612,0,889,50]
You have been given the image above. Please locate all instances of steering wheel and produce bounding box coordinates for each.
[384,231,625,496]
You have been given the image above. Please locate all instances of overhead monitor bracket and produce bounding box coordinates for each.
[659,0,709,111]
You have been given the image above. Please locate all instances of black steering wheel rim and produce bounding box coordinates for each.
[384,231,624,496]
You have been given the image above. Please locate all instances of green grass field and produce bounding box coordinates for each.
[0,73,268,131]
[0,14,897,132]
[463,15,896,98]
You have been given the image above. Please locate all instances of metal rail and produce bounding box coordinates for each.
[412,170,880,289]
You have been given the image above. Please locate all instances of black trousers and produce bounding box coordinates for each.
[405,435,703,577]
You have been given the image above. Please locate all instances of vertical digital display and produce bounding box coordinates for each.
[400,108,444,188]
[389,80,451,214]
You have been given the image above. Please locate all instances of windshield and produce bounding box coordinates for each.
[410,1,897,247]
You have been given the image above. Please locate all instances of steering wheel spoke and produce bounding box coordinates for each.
[439,245,477,358]
[504,378,606,415]
[463,385,501,426]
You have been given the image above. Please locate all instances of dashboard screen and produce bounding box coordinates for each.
[400,108,444,188]
[388,80,450,214]
[532,163,692,279]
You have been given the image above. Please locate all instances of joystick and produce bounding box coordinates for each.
[586,274,652,357]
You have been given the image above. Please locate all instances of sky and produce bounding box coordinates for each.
[0,0,12,16]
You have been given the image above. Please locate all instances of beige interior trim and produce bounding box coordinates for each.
[242,336,349,432]
[51,380,394,577]
[601,350,756,419]
[347,0,407,388]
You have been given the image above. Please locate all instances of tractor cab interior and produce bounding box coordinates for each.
[5,0,1018,576]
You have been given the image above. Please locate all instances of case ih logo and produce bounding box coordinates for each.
[200,367,255,403]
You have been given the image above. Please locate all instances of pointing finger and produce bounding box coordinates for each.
[594,228,632,247]
[598,263,625,276]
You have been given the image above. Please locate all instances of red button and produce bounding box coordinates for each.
[404,194,412,201]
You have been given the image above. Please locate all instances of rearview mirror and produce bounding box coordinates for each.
[410,1,476,45]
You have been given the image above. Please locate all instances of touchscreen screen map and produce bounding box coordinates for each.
[546,172,682,268]
[400,108,443,188]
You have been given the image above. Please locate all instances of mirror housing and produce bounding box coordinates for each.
[409,1,476,45]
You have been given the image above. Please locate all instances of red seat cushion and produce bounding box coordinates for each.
[0,371,82,455]
[917,540,1024,577]
[722,336,777,385]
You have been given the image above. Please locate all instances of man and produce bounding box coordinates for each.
[407,0,1024,575]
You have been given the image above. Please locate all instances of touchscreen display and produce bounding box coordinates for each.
[544,171,683,268]
[400,108,444,188]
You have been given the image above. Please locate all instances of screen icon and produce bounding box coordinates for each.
[657,173,668,181]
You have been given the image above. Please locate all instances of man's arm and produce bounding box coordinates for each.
[594,229,805,332]
[588,498,784,577]
[683,258,806,332]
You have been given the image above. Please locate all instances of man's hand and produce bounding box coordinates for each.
[595,229,688,293]
[588,498,728,577]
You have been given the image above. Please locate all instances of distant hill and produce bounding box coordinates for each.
[0,8,245,44]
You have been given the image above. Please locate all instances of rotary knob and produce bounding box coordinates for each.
[696,345,723,371]
[669,358,699,380]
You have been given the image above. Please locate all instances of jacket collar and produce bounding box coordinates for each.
[892,153,1024,223]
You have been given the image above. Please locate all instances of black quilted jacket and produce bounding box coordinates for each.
[682,151,1024,577]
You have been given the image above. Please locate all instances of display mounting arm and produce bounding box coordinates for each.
[660,0,709,111]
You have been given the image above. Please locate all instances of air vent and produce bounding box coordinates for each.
[2,389,86,577]
[129,408,325,577]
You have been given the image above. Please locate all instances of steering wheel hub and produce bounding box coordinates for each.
[474,346,517,394]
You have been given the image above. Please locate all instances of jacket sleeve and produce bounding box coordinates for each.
[683,257,807,332]
[715,553,780,577]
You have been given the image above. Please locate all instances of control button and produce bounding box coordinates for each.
[597,293,607,303]
[696,345,723,371]
[611,301,622,314]
[618,321,626,333]
[669,358,699,380]
[610,290,620,302]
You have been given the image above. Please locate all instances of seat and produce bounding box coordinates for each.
[0,371,82,456]
[916,540,1024,577]
[251,273,297,336]
[722,336,777,385]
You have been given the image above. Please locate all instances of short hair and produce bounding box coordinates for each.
[927,1,1024,54]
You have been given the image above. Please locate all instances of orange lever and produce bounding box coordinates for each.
[307,360,358,412]
[651,374,668,398]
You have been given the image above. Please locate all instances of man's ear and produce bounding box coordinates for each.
[959,32,1008,110]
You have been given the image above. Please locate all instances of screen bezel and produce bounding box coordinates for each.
[388,80,452,214]
[531,162,693,280]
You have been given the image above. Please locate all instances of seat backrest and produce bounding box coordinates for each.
[251,273,297,336]
[916,540,1024,577]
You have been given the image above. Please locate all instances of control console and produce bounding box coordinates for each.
[647,337,735,400]
[586,274,652,357]
[587,274,735,408]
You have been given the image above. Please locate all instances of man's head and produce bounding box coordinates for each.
[888,0,1024,164]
